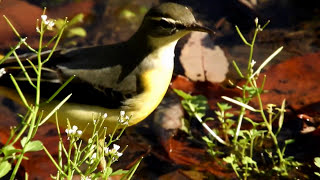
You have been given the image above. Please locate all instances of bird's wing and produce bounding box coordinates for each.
[1,43,147,109]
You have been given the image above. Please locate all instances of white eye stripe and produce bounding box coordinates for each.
[149,17,182,25]
[160,17,177,24]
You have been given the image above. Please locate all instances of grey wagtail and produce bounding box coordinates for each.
[0,3,214,137]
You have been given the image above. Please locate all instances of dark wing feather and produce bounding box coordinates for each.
[1,42,150,109]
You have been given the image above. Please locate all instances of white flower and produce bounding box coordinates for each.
[254,17,259,26]
[88,152,97,164]
[40,14,55,30]
[251,59,256,67]
[117,152,123,157]
[119,118,129,125]
[91,152,97,159]
[89,144,96,150]
[120,110,125,117]
[72,125,78,131]
[0,68,6,78]
[103,113,108,119]
[113,144,120,151]
[118,111,129,125]
[65,125,76,135]
[65,125,82,139]
[77,130,82,135]
[104,147,109,154]
[41,15,47,22]
[47,20,55,30]
[104,144,123,162]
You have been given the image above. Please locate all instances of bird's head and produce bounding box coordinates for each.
[136,3,214,48]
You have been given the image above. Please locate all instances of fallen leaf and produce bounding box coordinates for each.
[252,52,320,110]
[180,32,229,83]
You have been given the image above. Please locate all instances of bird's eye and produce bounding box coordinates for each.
[158,19,175,29]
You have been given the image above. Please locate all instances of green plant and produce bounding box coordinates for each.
[175,18,302,179]
[44,112,141,180]
[174,89,227,146]
[0,10,67,179]
[0,10,140,180]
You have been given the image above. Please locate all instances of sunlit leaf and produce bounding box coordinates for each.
[223,154,236,164]
[24,140,43,152]
[314,157,320,168]
[0,161,11,178]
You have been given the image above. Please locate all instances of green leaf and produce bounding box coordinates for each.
[272,166,281,172]
[204,117,214,122]
[232,60,244,78]
[24,140,43,152]
[111,169,128,176]
[175,89,208,118]
[104,167,113,178]
[242,156,256,165]
[243,85,258,97]
[121,157,142,180]
[226,119,235,125]
[315,172,320,177]
[227,129,236,136]
[180,118,190,134]
[238,138,250,147]
[314,157,320,168]
[21,137,28,147]
[0,161,11,178]
[68,13,84,27]
[250,129,266,137]
[189,95,208,117]
[202,136,214,146]
[120,9,137,20]
[243,117,260,127]
[290,161,302,167]
[2,145,20,156]
[66,27,87,38]
[174,89,192,99]
[40,93,72,125]
[284,139,295,145]
[217,102,232,111]
[215,110,222,117]
[54,19,65,29]
[223,154,236,164]
[251,46,283,78]
[225,112,234,118]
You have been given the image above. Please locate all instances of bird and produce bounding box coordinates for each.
[0,2,214,137]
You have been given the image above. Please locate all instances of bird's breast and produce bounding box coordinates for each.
[123,40,178,124]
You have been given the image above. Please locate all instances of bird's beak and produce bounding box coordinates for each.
[186,23,215,35]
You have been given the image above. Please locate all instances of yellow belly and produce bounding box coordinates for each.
[123,64,174,124]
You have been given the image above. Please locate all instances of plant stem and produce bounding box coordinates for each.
[195,113,228,146]
[10,153,24,180]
